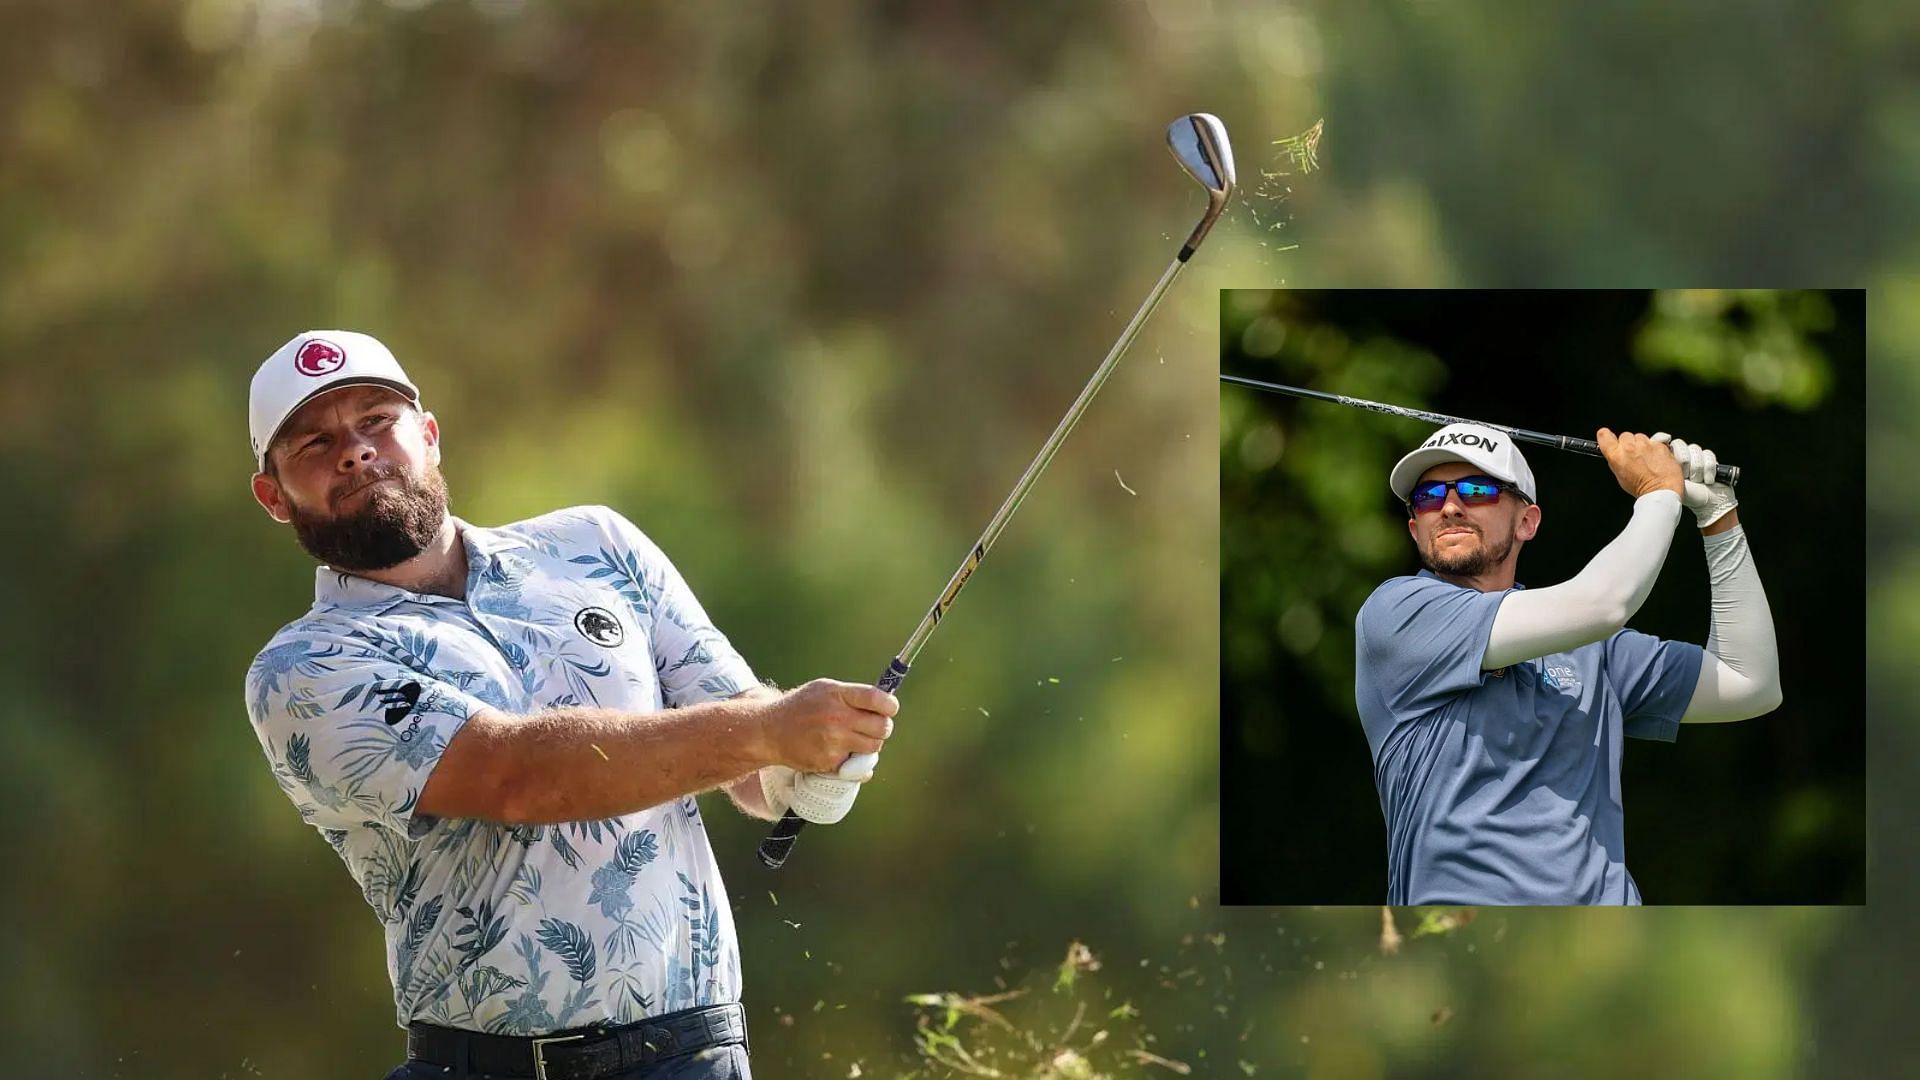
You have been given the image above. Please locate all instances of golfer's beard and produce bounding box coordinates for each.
[1420,525,1514,577]
[289,467,450,571]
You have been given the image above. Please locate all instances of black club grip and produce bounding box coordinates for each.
[757,657,911,869]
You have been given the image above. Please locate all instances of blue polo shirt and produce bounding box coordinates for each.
[1354,571,1703,905]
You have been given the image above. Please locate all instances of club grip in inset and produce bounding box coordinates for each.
[756,657,912,870]
[1559,436,1741,486]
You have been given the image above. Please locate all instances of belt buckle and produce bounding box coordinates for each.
[530,1032,586,1080]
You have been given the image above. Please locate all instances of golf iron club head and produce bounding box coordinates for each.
[1166,113,1236,257]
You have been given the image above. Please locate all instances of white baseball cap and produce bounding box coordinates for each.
[249,330,421,470]
[1389,423,1537,504]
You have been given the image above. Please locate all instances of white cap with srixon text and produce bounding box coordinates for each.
[1389,423,1537,504]
[249,331,420,470]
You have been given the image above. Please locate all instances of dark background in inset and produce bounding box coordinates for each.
[1220,288,1865,905]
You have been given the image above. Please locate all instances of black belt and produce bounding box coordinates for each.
[407,1002,747,1080]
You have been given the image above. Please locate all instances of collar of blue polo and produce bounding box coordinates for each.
[313,517,526,608]
[1414,568,1528,592]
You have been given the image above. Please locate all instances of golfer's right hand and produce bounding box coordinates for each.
[1597,428,1685,500]
[761,678,897,777]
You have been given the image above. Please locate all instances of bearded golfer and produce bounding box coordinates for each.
[244,331,891,1079]
[1354,422,1782,905]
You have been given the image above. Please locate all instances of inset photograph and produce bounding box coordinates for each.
[1220,289,1864,905]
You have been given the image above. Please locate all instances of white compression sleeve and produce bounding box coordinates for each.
[1681,525,1783,722]
[1484,490,1683,670]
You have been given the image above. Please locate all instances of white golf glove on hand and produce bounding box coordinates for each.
[1653,432,1738,528]
[758,762,871,825]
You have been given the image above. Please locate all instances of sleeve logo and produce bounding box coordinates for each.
[375,679,423,725]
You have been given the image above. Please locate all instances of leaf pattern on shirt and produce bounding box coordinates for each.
[698,674,747,698]
[677,872,724,1005]
[664,641,715,674]
[558,653,611,706]
[491,935,557,1035]
[474,554,535,620]
[454,899,510,971]
[500,639,532,674]
[606,966,656,1024]
[506,861,543,906]
[537,918,597,984]
[587,829,656,919]
[395,895,445,997]
[248,637,345,721]
[568,546,658,617]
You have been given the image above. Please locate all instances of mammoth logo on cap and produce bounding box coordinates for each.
[293,338,346,377]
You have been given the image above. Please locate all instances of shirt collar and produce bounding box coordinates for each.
[312,517,526,610]
[1414,568,1527,592]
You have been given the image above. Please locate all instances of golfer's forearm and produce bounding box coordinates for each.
[1684,525,1783,722]
[1485,491,1682,669]
[725,689,783,818]
[425,698,776,825]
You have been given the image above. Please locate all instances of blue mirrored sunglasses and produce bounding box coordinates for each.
[1407,475,1529,514]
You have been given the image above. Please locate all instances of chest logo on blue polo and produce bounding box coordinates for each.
[574,606,625,648]
[1541,663,1581,692]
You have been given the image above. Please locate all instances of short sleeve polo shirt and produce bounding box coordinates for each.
[1354,571,1703,905]
[245,506,758,1031]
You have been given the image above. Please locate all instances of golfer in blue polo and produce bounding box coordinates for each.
[1354,423,1782,905]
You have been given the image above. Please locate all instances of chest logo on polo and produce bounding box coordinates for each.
[1540,664,1582,692]
[574,606,625,648]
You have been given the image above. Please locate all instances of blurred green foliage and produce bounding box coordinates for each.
[1635,289,1837,409]
[0,1,1909,1077]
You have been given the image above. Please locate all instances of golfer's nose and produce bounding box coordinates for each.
[337,438,378,473]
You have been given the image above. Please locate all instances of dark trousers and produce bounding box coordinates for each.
[384,1042,751,1080]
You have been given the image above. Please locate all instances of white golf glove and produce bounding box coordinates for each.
[1653,432,1738,528]
[758,762,871,825]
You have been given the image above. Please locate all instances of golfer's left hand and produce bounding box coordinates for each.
[759,763,870,825]
[1654,432,1738,528]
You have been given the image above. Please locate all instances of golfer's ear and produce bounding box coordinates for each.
[1516,503,1542,541]
[252,471,291,524]
[421,411,441,465]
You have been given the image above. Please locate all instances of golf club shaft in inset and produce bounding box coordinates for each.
[1219,374,1742,486]
[757,114,1237,870]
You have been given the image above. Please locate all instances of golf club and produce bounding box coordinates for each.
[758,113,1236,870]
[1220,373,1742,486]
